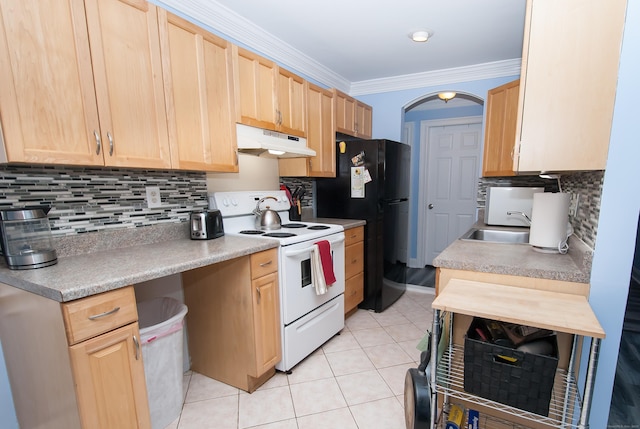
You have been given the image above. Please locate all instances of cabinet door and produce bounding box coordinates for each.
[482,79,519,177]
[278,82,335,177]
[345,272,364,314]
[514,0,626,173]
[0,0,103,165]
[276,67,306,136]
[234,46,278,130]
[345,240,364,280]
[251,272,281,376]
[309,84,336,176]
[334,89,356,135]
[355,101,372,138]
[69,323,151,429]
[84,0,171,169]
[159,10,238,172]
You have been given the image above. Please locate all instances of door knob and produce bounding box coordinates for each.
[428,204,434,209]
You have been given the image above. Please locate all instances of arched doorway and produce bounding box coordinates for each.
[402,92,485,268]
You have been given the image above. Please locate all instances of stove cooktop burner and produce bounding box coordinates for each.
[239,230,266,235]
[263,232,297,238]
[280,223,307,228]
[307,225,330,230]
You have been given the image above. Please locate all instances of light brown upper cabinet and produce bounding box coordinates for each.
[0,0,172,168]
[158,10,238,172]
[355,101,372,139]
[233,46,306,137]
[482,79,519,177]
[334,89,372,138]
[513,0,626,173]
[277,68,307,137]
[279,83,336,177]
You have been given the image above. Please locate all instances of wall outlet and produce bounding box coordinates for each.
[145,186,162,208]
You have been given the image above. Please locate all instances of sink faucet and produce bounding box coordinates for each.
[506,211,532,225]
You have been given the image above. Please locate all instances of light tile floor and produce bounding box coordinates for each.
[165,288,435,429]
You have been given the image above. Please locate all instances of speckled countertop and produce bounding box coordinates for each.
[433,222,593,284]
[0,223,278,302]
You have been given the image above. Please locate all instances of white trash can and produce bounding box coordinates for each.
[137,297,188,429]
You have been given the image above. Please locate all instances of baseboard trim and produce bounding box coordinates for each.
[406,284,435,295]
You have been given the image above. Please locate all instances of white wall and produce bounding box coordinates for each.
[207,153,280,193]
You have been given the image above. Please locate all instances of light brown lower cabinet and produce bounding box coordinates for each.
[68,323,150,429]
[182,248,281,392]
[0,284,150,429]
[344,226,364,316]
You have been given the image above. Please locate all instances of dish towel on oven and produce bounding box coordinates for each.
[311,240,336,295]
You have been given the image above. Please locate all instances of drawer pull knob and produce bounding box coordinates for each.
[133,335,140,360]
[259,260,273,267]
[88,306,120,320]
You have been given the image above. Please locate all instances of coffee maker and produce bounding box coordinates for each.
[0,207,57,269]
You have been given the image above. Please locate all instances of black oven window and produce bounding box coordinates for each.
[301,259,311,288]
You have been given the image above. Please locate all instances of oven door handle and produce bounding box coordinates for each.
[283,237,345,257]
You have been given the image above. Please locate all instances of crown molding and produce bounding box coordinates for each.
[153,0,520,96]
[349,59,522,96]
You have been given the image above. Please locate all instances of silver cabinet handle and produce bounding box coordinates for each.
[133,335,140,360]
[107,132,114,156]
[259,260,273,267]
[94,130,102,155]
[428,204,434,209]
[256,287,261,303]
[88,306,120,320]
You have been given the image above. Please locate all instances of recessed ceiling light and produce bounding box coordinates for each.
[410,30,433,43]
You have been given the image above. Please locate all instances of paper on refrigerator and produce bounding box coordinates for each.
[351,167,365,198]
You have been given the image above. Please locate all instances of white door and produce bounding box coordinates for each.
[418,117,482,266]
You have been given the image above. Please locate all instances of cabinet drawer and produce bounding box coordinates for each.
[345,226,364,247]
[345,272,364,313]
[61,286,138,345]
[251,248,278,279]
[345,241,364,279]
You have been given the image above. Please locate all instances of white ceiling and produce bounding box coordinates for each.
[156,0,526,95]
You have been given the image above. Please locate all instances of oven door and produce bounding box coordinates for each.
[279,232,345,325]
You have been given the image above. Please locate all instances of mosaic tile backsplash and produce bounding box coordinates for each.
[0,164,604,250]
[0,165,208,236]
[478,171,604,249]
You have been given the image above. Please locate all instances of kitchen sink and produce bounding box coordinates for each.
[460,228,530,244]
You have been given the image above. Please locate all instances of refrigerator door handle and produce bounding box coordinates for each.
[383,198,408,205]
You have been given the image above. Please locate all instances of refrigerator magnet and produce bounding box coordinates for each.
[351,151,365,166]
[350,167,365,198]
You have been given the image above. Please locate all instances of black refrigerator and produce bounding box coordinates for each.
[316,138,411,312]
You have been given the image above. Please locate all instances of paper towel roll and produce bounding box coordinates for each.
[529,193,571,252]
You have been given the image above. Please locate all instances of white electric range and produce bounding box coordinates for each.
[211,190,345,372]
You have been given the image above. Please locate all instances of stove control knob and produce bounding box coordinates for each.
[231,198,238,206]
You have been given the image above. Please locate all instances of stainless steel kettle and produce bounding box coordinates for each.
[253,196,282,230]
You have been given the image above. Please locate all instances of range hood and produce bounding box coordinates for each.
[236,124,316,158]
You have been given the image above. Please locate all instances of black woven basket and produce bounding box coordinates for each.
[463,320,558,416]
